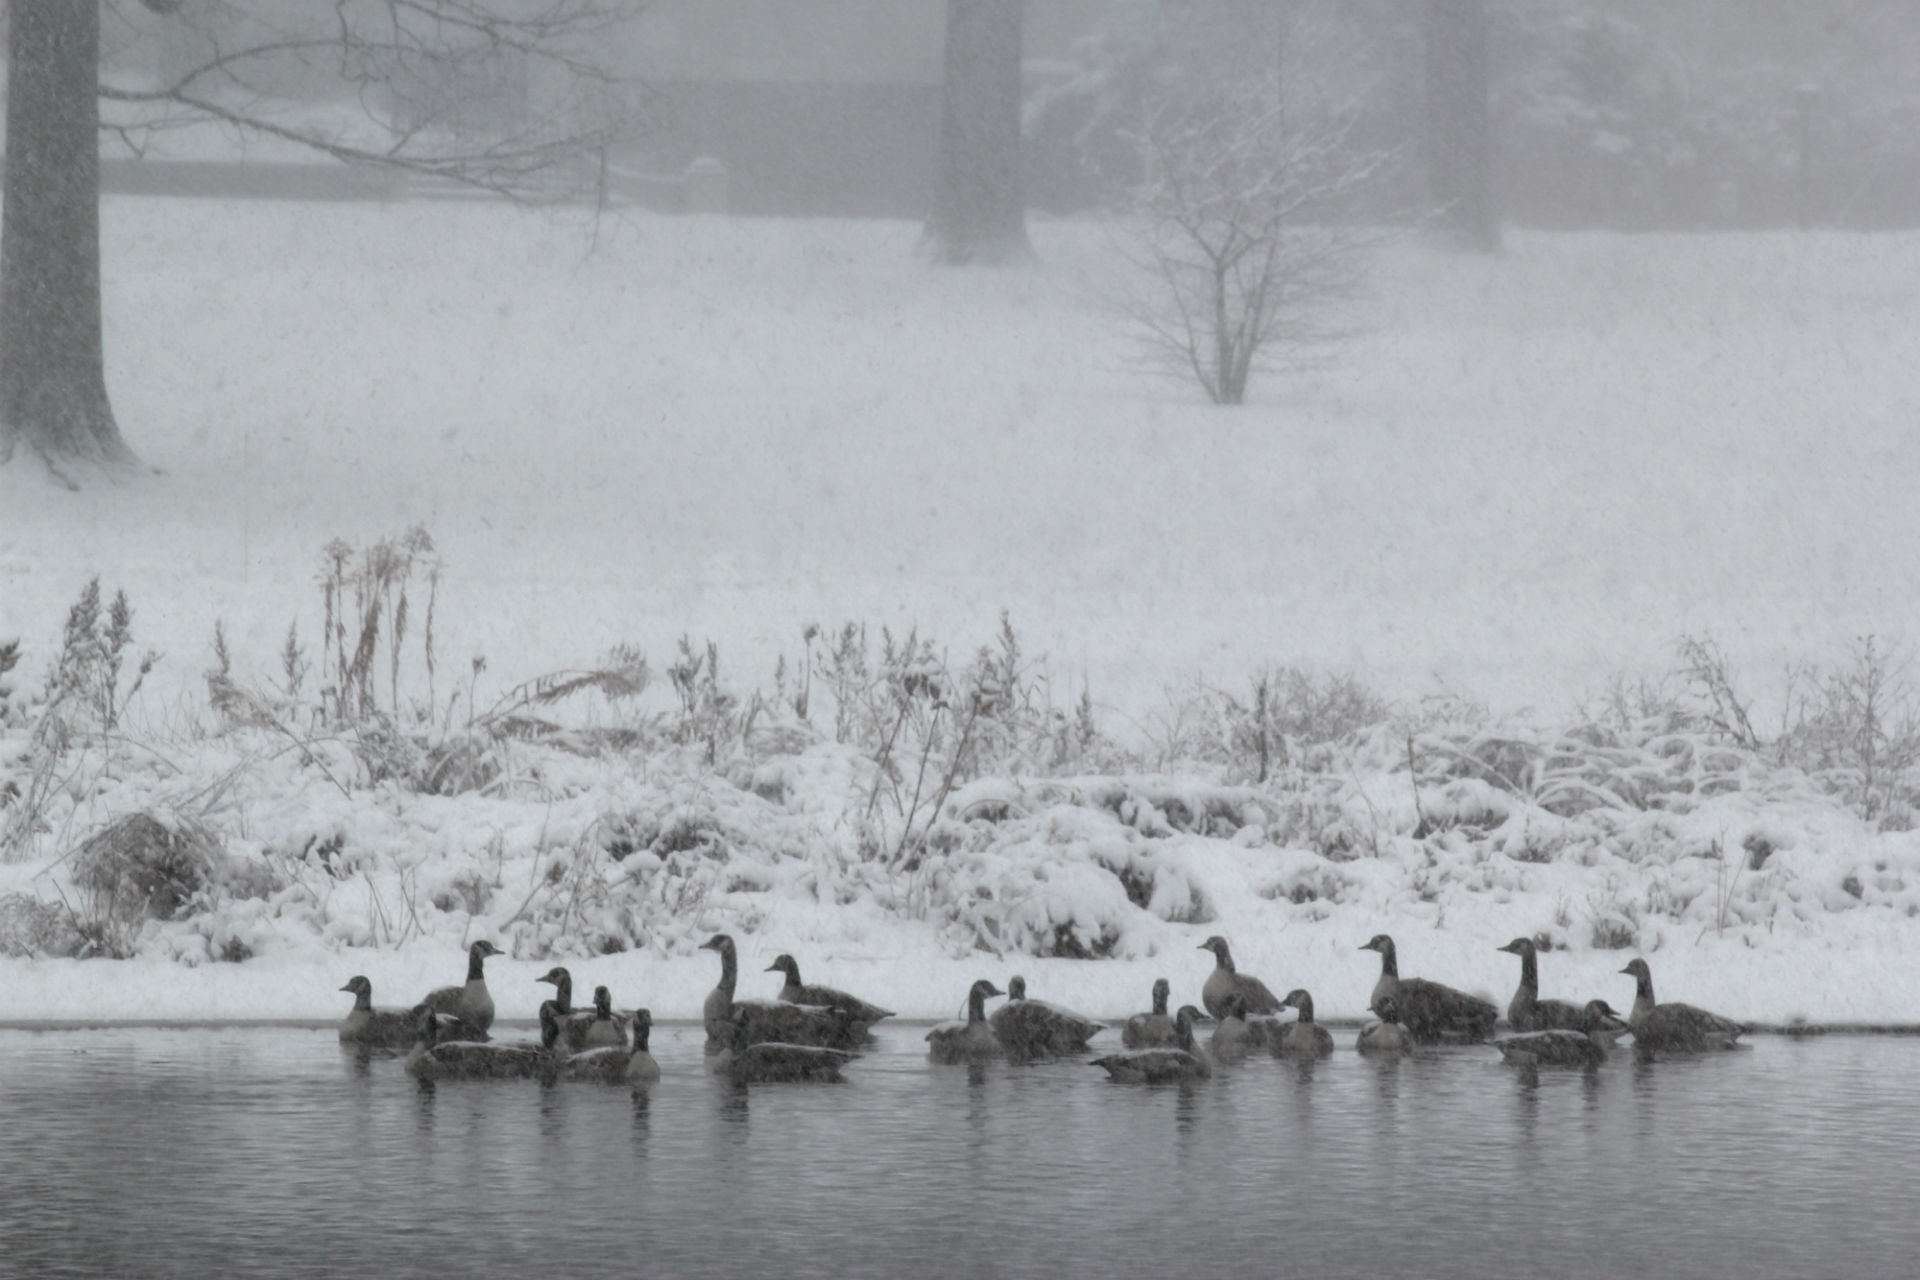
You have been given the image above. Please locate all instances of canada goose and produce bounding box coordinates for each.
[1497,938,1586,1031]
[1495,999,1631,1067]
[421,940,503,1033]
[1356,995,1413,1056]
[765,954,895,1027]
[1122,978,1177,1049]
[926,980,1007,1064]
[339,976,485,1047]
[1273,989,1336,1058]
[580,986,629,1051]
[1207,993,1270,1061]
[404,1005,545,1081]
[1359,934,1497,1044]
[719,1008,853,1083]
[1092,1006,1212,1083]
[1198,937,1284,1020]
[535,967,597,1055]
[627,1009,661,1087]
[1619,959,1746,1051]
[989,976,1105,1061]
[700,933,742,1050]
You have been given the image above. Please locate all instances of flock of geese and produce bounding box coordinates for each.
[341,930,1749,1088]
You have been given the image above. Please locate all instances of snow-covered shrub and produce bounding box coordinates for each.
[73,811,219,923]
[0,893,82,958]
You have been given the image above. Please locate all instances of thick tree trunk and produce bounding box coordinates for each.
[923,0,1030,265]
[1424,0,1499,252]
[1,1,133,474]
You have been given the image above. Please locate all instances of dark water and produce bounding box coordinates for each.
[0,1023,1913,1279]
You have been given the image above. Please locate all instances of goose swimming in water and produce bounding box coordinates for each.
[1273,989,1336,1059]
[404,1005,545,1081]
[1495,999,1630,1068]
[717,1009,853,1084]
[1198,936,1283,1021]
[765,954,894,1028]
[926,980,1006,1064]
[1619,958,1746,1052]
[1356,995,1413,1056]
[1498,938,1586,1032]
[1122,978,1177,1049]
[626,1009,661,1087]
[989,976,1105,1061]
[421,940,503,1034]
[339,976,485,1047]
[1360,934,1498,1044]
[535,967,598,1055]
[1092,1006,1212,1083]
[1207,993,1275,1060]
[698,935,861,1051]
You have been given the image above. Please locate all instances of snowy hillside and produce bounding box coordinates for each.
[2,202,1917,1025]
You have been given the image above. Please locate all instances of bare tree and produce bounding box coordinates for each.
[1,0,637,482]
[922,0,1030,265]
[1114,75,1392,406]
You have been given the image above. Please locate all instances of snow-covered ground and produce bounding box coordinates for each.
[2,200,1917,1026]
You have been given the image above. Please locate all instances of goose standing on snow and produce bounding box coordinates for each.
[1620,958,1746,1052]
[421,940,503,1034]
[1359,934,1498,1044]
[1122,978,1177,1049]
[1092,1006,1212,1083]
[1495,999,1630,1068]
[1498,938,1586,1031]
[1273,989,1336,1059]
[405,1005,545,1081]
[1198,936,1283,1021]
[989,976,1105,1061]
[340,976,485,1047]
[926,980,1006,1064]
[1356,995,1413,1056]
[765,954,895,1028]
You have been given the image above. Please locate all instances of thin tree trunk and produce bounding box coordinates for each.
[1424,0,1499,252]
[923,0,1030,265]
[1,1,134,476]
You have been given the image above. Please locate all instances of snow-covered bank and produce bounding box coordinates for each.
[3,204,1918,1027]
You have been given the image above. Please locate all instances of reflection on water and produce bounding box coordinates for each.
[0,1025,1915,1278]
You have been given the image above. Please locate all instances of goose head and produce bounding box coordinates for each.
[699,934,736,956]
[469,939,502,962]
[1006,976,1028,1001]
[1150,977,1171,1013]
[1198,936,1232,963]
[339,975,373,998]
[765,954,799,979]
[1359,933,1396,958]
[592,985,614,1019]
[1278,988,1316,1021]
[411,1004,440,1046]
[1619,958,1652,981]
[1371,994,1402,1024]
[1497,937,1537,958]
[1582,998,1629,1034]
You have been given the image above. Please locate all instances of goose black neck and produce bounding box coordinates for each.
[1175,1016,1194,1052]
[1517,948,1538,994]
[1293,995,1316,1024]
[467,946,489,981]
[968,987,990,1024]
[784,958,802,987]
[551,972,573,1014]
[352,987,373,1013]
[1633,969,1655,1003]
[717,945,737,996]
[634,1020,651,1053]
[1216,946,1236,974]
[1377,946,1399,979]
[1152,986,1168,1016]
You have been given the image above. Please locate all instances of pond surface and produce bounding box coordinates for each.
[0,1022,1913,1279]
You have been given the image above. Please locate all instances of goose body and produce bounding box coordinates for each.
[766,954,894,1027]
[1207,994,1280,1061]
[1273,989,1335,1058]
[1360,934,1498,1044]
[339,976,485,1047]
[926,980,1007,1064]
[989,976,1104,1061]
[535,967,598,1055]
[700,934,742,1050]
[1356,996,1414,1056]
[715,1010,852,1083]
[579,985,629,1051]
[1498,938,1586,1032]
[421,940,502,1034]
[1495,999,1630,1068]
[1621,959,1746,1051]
[627,1009,661,1087]
[404,1006,545,1080]
[729,999,864,1051]
[1198,936,1283,1020]
[1122,979,1178,1049]
[1092,1007,1212,1083]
